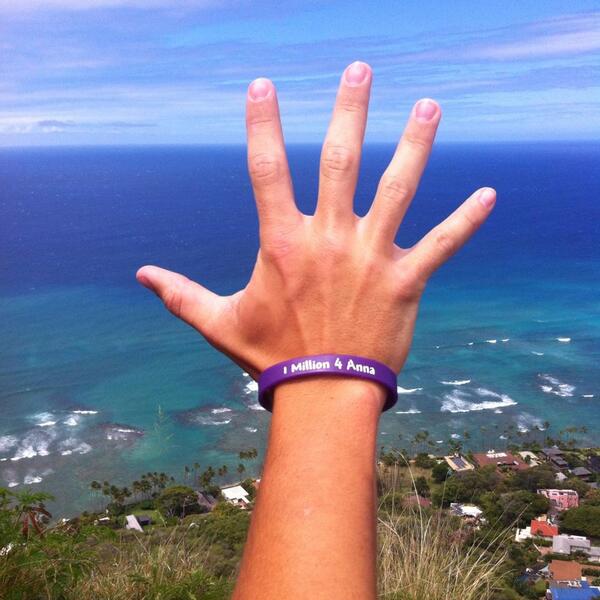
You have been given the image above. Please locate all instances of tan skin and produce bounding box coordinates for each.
[137,61,496,599]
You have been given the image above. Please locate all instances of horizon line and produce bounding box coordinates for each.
[1,139,600,151]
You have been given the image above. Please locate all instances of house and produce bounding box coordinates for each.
[136,514,152,527]
[516,516,558,543]
[531,516,559,538]
[553,535,600,562]
[450,503,483,520]
[548,559,582,584]
[444,455,474,472]
[570,467,592,481]
[472,450,529,471]
[547,581,600,599]
[555,472,568,483]
[196,492,218,511]
[587,455,600,474]
[403,493,432,509]
[551,456,570,470]
[515,526,534,543]
[553,534,591,555]
[221,484,251,507]
[125,514,144,533]
[541,447,565,460]
[538,489,579,511]
[541,447,570,470]
[519,451,541,467]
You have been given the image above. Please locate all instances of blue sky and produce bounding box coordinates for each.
[1,0,599,145]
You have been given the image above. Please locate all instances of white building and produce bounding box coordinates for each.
[221,484,250,507]
[450,503,483,519]
[552,534,600,561]
[125,514,144,533]
[518,451,541,467]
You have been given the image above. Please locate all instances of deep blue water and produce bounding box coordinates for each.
[1,143,599,515]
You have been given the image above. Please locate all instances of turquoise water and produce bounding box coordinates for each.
[1,144,598,515]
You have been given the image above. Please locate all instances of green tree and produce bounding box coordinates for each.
[414,453,436,469]
[156,486,201,518]
[432,461,450,483]
[511,465,556,492]
[561,505,600,537]
[414,476,430,498]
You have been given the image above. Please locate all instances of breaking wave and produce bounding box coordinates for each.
[538,374,575,398]
[441,387,517,413]
[397,386,423,394]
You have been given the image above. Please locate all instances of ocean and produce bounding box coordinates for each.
[1,143,599,516]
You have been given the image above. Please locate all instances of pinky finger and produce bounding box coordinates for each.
[407,187,496,277]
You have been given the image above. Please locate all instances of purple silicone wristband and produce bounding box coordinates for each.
[258,354,398,412]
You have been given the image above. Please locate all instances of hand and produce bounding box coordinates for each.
[136,61,495,379]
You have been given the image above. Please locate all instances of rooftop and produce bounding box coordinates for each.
[221,484,250,503]
[444,455,474,472]
[542,446,564,457]
[549,559,583,582]
[450,503,483,519]
[549,582,600,600]
[571,467,592,477]
[531,519,559,538]
[472,450,528,471]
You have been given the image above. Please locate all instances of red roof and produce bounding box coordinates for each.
[531,519,558,537]
[549,559,582,582]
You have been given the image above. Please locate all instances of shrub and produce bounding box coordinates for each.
[414,453,436,469]
[431,461,450,483]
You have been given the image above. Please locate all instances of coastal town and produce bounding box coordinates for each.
[85,442,600,599]
[425,446,600,599]
[2,442,600,599]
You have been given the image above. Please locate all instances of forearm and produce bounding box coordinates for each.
[233,377,385,600]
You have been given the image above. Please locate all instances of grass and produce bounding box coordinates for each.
[376,463,511,600]
[69,525,233,600]
[1,463,515,600]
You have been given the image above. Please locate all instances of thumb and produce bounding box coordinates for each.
[136,265,223,336]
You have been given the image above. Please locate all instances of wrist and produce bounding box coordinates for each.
[273,375,386,419]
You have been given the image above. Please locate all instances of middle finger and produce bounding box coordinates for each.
[315,61,372,228]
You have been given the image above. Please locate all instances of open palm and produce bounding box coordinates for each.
[137,62,495,381]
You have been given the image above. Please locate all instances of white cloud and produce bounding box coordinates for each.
[0,0,224,11]
[478,30,600,60]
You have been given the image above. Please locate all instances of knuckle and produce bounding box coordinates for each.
[402,132,430,153]
[321,144,355,181]
[162,284,184,317]
[378,175,414,205]
[396,265,425,299]
[261,233,296,262]
[461,209,479,231]
[338,99,364,115]
[433,230,456,256]
[248,152,284,186]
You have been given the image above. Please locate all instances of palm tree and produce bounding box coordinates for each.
[237,463,246,476]
[12,490,53,536]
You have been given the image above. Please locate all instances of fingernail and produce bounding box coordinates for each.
[248,78,272,101]
[414,99,438,122]
[344,61,369,86]
[478,188,496,208]
[137,273,152,290]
